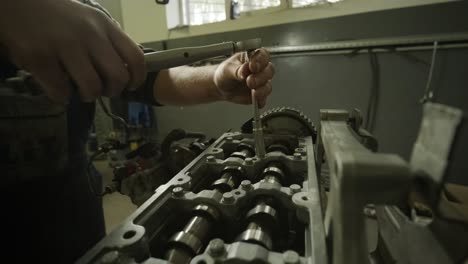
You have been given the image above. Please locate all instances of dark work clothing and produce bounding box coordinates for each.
[4,90,105,263]
[1,68,159,263]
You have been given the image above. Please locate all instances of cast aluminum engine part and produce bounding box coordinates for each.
[79,108,322,264]
[79,106,468,264]
[116,108,316,206]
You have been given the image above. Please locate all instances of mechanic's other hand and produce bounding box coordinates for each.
[213,48,274,108]
[0,0,146,103]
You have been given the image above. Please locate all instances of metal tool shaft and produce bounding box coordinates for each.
[144,39,261,72]
[252,89,266,159]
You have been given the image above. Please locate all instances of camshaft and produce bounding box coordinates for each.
[165,143,254,263]
[236,163,286,250]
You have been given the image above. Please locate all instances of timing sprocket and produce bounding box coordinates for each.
[242,107,316,141]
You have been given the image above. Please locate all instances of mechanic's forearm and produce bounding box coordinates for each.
[153,65,223,106]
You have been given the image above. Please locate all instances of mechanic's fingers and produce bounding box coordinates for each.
[29,60,72,103]
[223,61,250,82]
[254,80,272,102]
[237,62,251,80]
[249,48,270,74]
[107,25,146,91]
[89,39,130,97]
[60,48,102,102]
[246,62,275,89]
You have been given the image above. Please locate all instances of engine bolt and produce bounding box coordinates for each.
[364,205,376,218]
[222,192,235,203]
[283,250,300,264]
[293,153,302,160]
[172,186,184,197]
[100,251,120,263]
[240,180,252,190]
[208,238,225,256]
[245,157,253,165]
[294,148,304,153]
[207,155,216,162]
[290,184,301,193]
[226,137,233,142]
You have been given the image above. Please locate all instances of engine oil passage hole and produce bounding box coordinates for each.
[178,178,184,181]
[197,261,207,264]
[123,230,136,239]
[302,196,309,201]
[235,191,241,195]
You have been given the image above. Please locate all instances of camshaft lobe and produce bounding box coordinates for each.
[236,164,284,250]
[237,202,278,250]
[165,204,219,264]
[211,143,254,193]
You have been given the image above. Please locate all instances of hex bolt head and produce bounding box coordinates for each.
[240,180,252,190]
[226,137,233,142]
[245,157,253,165]
[294,148,305,153]
[290,184,301,193]
[283,250,300,264]
[172,186,184,197]
[222,192,235,203]
[100,251,120,264]
[364,205,377,218]
[206,155,216,162]
[293,153,302,160]
[208,238,225,256]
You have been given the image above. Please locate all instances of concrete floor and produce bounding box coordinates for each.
[94,160,137,234]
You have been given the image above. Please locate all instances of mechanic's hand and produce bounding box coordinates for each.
[0,0,146,103]
[213,48,274,108]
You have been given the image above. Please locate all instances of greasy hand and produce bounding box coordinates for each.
[0,0,146,103]
[213,48,274,108]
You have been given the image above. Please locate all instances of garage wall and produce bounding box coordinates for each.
[149,1,468,185]
[118,0,451,43]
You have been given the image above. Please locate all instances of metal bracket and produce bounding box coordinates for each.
[317,109,411,264]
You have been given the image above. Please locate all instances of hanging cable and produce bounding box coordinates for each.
[88,98,130,197]
[420,41,438,104]
[98,97,129,128]
[365,49,380,133]
[98,96,131,144]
